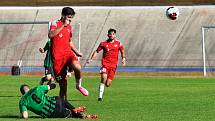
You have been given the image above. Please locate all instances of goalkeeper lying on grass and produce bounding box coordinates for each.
[19,83,98,119]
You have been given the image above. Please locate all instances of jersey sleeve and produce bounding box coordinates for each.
[50,21,57,31]
[96,42,103,53]
[119,41,124,50]
[19,100,27,113]
[43,41,50,51]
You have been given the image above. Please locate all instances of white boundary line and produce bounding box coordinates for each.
[0,5,214,10]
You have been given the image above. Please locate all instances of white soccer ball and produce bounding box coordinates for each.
[166,6,179,20]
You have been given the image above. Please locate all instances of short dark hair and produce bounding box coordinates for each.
[20,84,29,95]
[108,28,116,34]
[62,7,76,16]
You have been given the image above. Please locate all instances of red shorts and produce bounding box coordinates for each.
[52,52,77,84]
[100,66,116,80]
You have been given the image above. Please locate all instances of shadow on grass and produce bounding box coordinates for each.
[0,115,41,118]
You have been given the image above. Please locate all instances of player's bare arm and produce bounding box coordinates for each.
[70,40,83,57]
[120,46,126,66]
[48,25,64,38]
[87,51,98,64]
[49,16,72,38]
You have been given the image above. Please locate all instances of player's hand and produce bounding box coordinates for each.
[39,48,45,53]
[62,16,72,27]
[63,19,70,27]
[122,58,126,66]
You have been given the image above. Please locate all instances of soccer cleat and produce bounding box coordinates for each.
[39,77,47,85]
[72,106,86,113]
[47,79,56,85]
[84,114,98,119]
[98,98,102,101]
[66,72,72,77]
[77,86,89,96]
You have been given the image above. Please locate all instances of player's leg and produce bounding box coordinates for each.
[64,100,86,113]
[46,67,55,85]
[69,57,88,96]
[98,67,108,101]
[51,96,69,118]
[53,97,97,119]
[71,60,82,88]
[67,66,73,77]
[51,97,76,118]
[39,67,49,85]
[53,58,68,100]
[62,100,87,119]
[59,81,67,100]
[47,66,55,81]
[59,65,68,100]
[105,68,116,87]
[106,79,113,87]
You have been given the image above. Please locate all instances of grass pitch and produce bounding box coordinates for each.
[0,76,215,121]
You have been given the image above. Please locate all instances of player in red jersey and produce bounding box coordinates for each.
[87,28,126,101]
[49,7,88,100]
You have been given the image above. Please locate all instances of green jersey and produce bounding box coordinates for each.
[19,85,56,118]
[43,40,52,68]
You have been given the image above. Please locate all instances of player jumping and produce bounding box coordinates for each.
[48,7,88,100]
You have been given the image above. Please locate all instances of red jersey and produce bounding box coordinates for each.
[96,39,124,68]
[50,20,73,59]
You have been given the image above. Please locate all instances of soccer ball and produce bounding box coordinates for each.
[166,6,179,20]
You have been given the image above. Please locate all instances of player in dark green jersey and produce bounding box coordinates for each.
[19,84,98,119]
[39,40,54,85]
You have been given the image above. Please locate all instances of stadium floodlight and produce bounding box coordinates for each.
[201,25,215,77]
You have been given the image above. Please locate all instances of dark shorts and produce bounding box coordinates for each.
[51,97,83,118]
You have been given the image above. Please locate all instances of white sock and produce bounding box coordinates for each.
[98,83,105,99]
[76,78,82,87]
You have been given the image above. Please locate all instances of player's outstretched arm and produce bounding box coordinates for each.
[86,51,98,64]
[87,42,102,64]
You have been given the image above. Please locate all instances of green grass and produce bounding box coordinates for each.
[0,76,215,121]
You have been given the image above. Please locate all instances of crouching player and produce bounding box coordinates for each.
[19,84,98,119]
